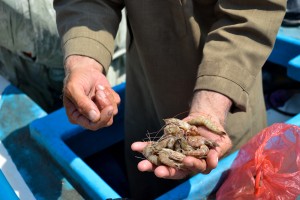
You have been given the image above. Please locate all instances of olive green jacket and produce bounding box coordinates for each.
[55,0,286,143]
[54,0,286,198]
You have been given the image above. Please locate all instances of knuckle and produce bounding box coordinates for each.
[62,85,72,97]
[113,108,119,116]
[67,115,77,124]
[106,119,114,127]
[69,119,77,124]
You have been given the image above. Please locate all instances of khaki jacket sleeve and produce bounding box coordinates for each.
[54,0,124,73]
[195,0,286,111]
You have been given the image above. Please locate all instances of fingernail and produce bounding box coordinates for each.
[97,85,105,90]
[107,109,113,117]
[88,110,98,121]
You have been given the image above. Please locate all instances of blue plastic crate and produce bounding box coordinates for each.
[30,83,126,199]
[29,79,300,199]
[0,170,19,200]
[268,28,300,82]
[0,76,47,200]
[30,82,239,199]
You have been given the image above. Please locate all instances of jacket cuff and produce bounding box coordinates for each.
[194,75,248,112]
[62,27,114,73]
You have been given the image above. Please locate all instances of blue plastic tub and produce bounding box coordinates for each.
[29,82,240,199]
[30,81,300,200]
[0,76,48,200]
[0,170,19,200]
[268,28,300,82]
[30,83,126,199]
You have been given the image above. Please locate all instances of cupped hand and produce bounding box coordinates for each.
[131,142,190,179]
[63,55,120,130]
[180,118,232,175]
[131,115,232,179]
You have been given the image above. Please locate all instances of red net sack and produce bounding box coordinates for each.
[216,123,300,200]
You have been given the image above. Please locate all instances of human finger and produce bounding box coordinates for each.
[182,149,219,174]
[84,86,115,128]
[108,87,121,109]
[94,96,114,126]
[63,95,80,124]
[79,106,114,130]
[154,166,189,179]
[95,85,118,116]
[137,160,156,172]
[63,95,97,128]
[182,156,208,173]
[205,149,219,171]
[131,141,148,153]
[64,83,100,123]
[132,142,190,179]
[137,156,189,179]
[64,91,114,130]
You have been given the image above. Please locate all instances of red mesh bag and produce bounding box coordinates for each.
[216,123,300,200]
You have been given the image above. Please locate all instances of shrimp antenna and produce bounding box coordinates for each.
[172,110,189,119]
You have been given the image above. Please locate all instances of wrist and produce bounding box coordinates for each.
[64,55,104,74]
[189,90,232,125]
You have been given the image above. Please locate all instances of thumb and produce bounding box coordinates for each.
[64,86,100,122]
[206,149,219,170]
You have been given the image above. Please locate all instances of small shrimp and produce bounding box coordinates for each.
[187,135,218,148]
[158,148,186,169]
[163,118,199,135]
[182,145,209,158]
[187,115,226,135]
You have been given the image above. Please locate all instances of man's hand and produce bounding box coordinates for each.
[131,90,233,179]
[63,55,120,130]
[131,123,232,179]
